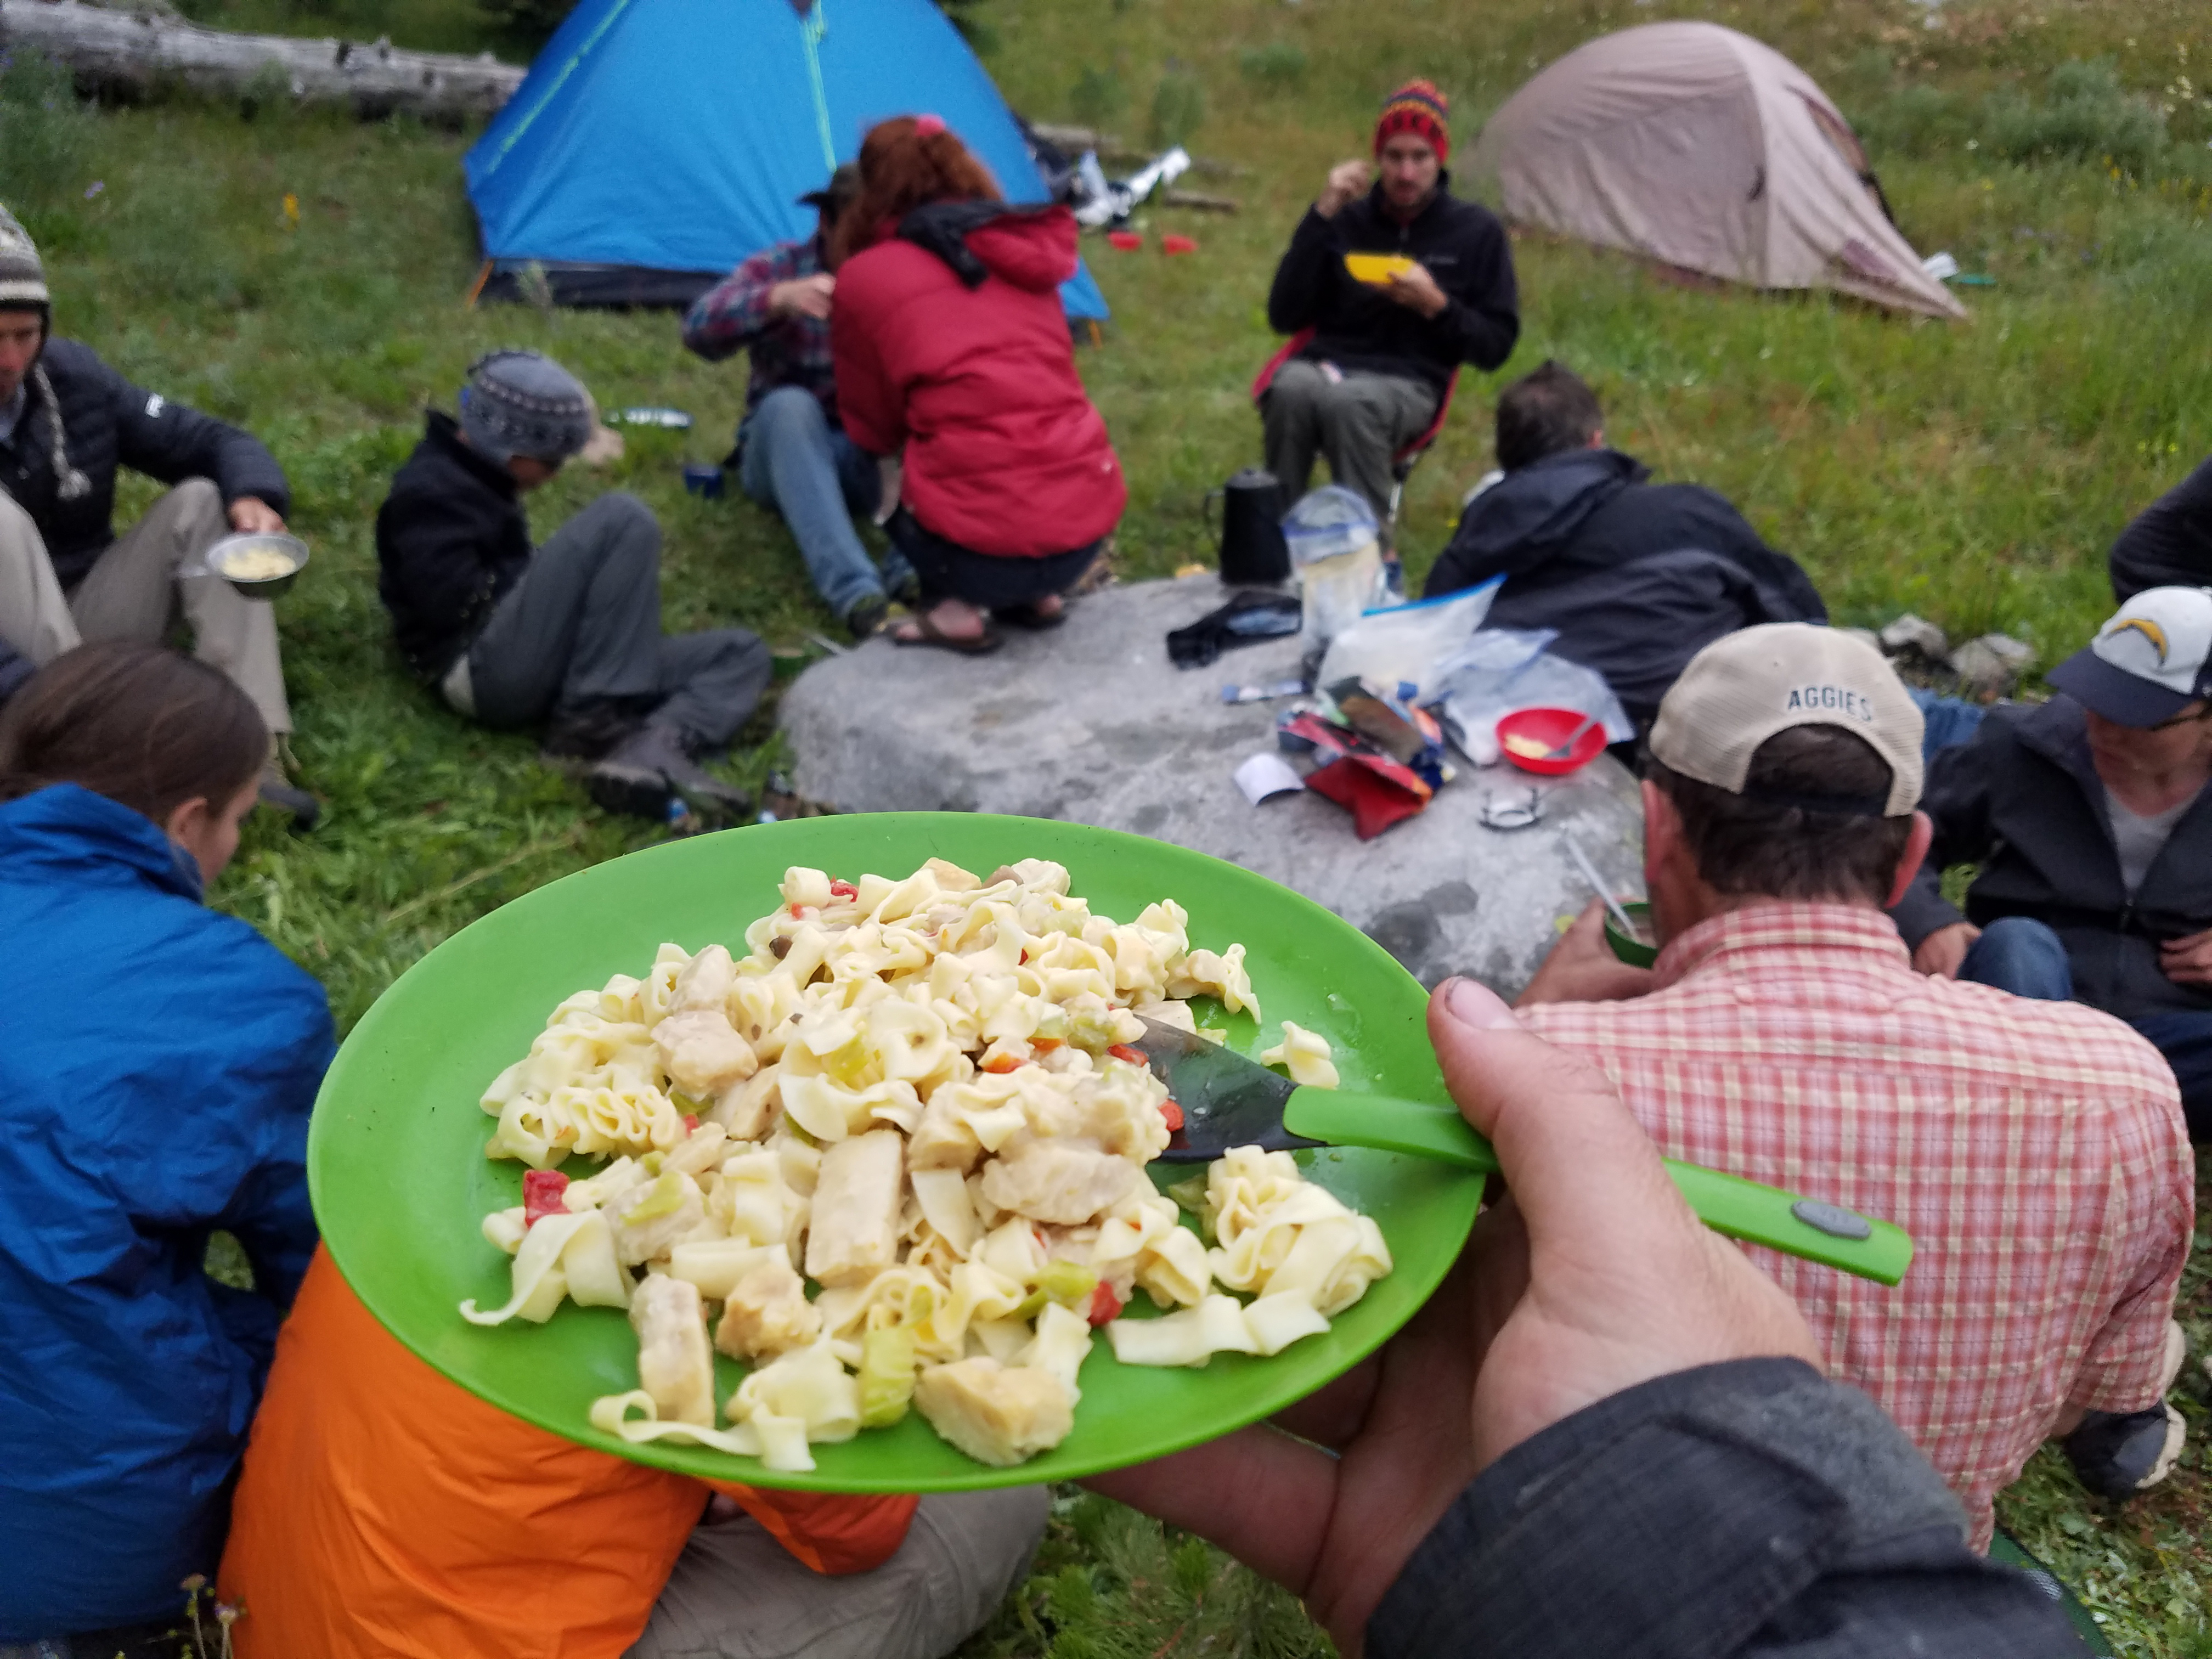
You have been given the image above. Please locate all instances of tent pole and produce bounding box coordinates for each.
[464,260,494,309]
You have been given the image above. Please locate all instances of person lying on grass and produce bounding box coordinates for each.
[829,115,1125,657]
[0,202,315,826]
[1258,80,1519,534]
[683,162,918,641]
[374,349,770,826]
[1421,360,1826,733]
[0,641,334,1656]
[1903,585,2212,1158]
[1514,623,2193,1536]
[218,1252,1045,1659]
[1091,975,2096,1659]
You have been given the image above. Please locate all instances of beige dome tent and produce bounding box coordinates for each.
[1470,22,1965,320]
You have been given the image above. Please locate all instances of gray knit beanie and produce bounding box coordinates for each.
[0,203,47,313]
[459,348,594,464]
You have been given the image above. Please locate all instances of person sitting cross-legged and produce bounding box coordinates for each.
[0,203,315,824]
[1423,360,1826,732]
[1516,623,2196,1541]
[1902,586,2212,1155]
[1260,80,1519,528]
[681,162,917,640]
[376,349,771,826]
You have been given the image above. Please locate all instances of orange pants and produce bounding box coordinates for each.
[219,1248,917,1659]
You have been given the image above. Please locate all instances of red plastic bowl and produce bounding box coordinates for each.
[1496,706,1607,776]
[1106,230,1144,251]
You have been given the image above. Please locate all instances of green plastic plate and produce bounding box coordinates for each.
[309,813,1482,1492]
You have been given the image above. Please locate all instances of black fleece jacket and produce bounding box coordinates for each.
[2110,454,2212,600]
[1892,693,2212,1020]
[1423,448,1826,727]
[374,411,533,682]
[1265,176,1519,396]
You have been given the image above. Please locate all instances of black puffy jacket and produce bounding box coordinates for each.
[1892,693,2212,1020]
[1265,176,1519,396]
[374,411,532,681]
[0,337,289,588]
[1423,448,1827,728]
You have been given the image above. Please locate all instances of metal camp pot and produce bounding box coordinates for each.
[1204,467,1293,586]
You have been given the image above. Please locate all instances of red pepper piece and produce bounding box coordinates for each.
[829,879,857,899]
[1107,1043,1147,1067]
[1087,1282,1125,1325]
[1159,1099,1184,1132]
[981,1053,1025,1074]
[682,1114,699,1133]
[1030,1037,1063,1053]
[788,901,804,917]
[523,1169,570,1228]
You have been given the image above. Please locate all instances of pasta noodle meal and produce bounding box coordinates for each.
[461,857,1393,1470]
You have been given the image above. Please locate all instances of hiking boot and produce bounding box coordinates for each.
[258,750,319,831]
[2063,1402,2187,1499]
[587,724,749,827]
[845,593,890,641]
[542,698,648,763]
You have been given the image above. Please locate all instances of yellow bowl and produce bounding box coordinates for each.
[1344,253,1416,286]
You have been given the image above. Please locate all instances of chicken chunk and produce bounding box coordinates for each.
[913,1358,1074,1466]
[610,1170,705,1266]
[714,1252,823,1362]
[670,943,737,1015]
[656,1009,759,1099]
[804,1129,905,1288]
[978,1137,1139,1226]
[630,1273,715,1427]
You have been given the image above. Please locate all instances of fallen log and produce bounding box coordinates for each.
[0,0,525,119]
[1027,120,1245,180]
[1161,187,1238,214]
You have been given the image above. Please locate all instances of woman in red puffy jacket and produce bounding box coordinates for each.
[830,116,1126,654]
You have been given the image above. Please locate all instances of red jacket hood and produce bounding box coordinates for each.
[893,201,1077,294]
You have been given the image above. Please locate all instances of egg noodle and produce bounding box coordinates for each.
[463,858,1392,1470]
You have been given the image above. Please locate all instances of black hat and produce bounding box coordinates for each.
[798,162,862,219]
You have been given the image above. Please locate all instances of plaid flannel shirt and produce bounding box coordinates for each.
[1522,902,2194,1549]
[680,236,837,427]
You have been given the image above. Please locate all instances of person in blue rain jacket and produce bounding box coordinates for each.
[0,640,334,1651]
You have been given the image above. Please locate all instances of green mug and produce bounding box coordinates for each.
[1604,900,1658,967]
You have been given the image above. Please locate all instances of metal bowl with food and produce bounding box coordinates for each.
[203,532,309,600]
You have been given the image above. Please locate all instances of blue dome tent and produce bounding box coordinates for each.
[465,0,1109,324]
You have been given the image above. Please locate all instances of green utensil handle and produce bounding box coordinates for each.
[1281,1088,1914,1286]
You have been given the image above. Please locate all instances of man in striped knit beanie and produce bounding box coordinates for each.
[0,202,317,824]
[1260,79,1521,541]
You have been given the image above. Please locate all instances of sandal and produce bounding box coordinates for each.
[992,600,1068,630]
[893,611,1005,656]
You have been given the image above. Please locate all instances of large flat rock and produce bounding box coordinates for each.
[780,575,1646,997]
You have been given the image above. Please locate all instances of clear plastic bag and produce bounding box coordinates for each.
[1283,486,1384,654]
[1315,577,1502,704]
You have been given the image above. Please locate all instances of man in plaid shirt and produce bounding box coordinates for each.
[1515,623,2194,1549]
[681,165,913,639]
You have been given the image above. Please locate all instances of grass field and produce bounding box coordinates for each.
[5,0,2211,1650]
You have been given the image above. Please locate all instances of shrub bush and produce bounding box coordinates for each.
[1982,58,2168,174]
[0,52,98,215]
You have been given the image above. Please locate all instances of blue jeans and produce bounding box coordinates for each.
[1908,687,1987,759]
[737,386,907,620]
[1960,916,2212,1139]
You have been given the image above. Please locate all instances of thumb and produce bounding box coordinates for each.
[1425,978,1702,1272]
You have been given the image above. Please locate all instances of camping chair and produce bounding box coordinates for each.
[1250,328,1459,532]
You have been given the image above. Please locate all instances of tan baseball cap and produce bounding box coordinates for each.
[1649,623,1925,817]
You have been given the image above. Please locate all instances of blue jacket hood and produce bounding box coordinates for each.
[0,780,207,901]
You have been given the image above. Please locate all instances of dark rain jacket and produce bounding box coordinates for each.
[1266,175,1519,396]
[1892,693,2212,1020]
[2110,455,2212,601]
[1422,448,1827,728]
[1365,1358,2088,1659]
[375,410,534,681]
[0,785,331,1638]
[0,337,289,701]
